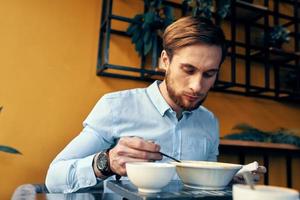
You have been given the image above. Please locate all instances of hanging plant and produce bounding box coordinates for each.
[127,0,233,58]
[268,25,291,48]
[223,123,300,147]
[255,25,291,48]
[127,0,173,57]
[182,0,231,19]
[0,106,22,155]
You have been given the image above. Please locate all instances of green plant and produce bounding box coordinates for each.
[127,0,231,58]
[0,106,22,155]
[268,25,290,48]
[182,0,231,19]
[223,123,300,147]
[126,0,173,57]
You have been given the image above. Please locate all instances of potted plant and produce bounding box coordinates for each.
[127,0,231,59]
[223,123,300,147]
[182,0,231,19]
[126,0,173,57]
[252,25,291,49]
[0,106,21,155]
[268,25,291,48]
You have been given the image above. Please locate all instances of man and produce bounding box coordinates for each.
[45,16,263,193]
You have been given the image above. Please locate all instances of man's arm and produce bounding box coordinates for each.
[45,94,163,193]
[45,125,112,193]
[45,126,162,193]
[46,96,117,193]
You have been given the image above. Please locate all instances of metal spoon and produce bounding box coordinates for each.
[242,171,255,190]
[146,140,181,163]
[160,152,181,163]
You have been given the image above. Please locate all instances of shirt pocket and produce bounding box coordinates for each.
[182,136,208,161]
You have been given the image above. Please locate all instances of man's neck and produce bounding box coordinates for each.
[158,81,183,117]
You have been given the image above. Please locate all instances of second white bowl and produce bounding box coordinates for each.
[173,161,242,190]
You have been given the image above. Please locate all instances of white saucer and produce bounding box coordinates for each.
[138,188,161,193]
[184,184,225,190]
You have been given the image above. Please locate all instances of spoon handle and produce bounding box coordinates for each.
[160,152,181,163]
[242,171,255,190]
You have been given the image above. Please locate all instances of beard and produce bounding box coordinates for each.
[165,71,207,111]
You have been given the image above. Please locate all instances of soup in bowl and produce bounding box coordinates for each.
[172,161,242,190]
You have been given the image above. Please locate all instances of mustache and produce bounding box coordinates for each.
[184,92,205,98]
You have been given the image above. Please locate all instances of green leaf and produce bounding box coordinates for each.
[143,28,152,44]
[218,4,231,18]
[150,0,162,8]
[126,24,138,36]
[132,14,144,22]
[144,37,153,56]
[232,123,260,133]
[0,145,22,154]
[163,6,174,26]
[144,12,155,24]
[131,30,142,44]
[135,38,144,56]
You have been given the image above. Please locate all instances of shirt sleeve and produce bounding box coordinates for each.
[45,96,116,193]
[207,117,220,162]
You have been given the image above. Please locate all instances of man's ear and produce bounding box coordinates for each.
[159,50,170,71]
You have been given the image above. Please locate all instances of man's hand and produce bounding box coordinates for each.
[233,165,267,183]
[109,137,162,176]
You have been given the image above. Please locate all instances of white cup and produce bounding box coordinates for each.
[233,184,299,200]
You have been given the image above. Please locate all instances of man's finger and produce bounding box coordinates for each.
[119,145,162,160]
[119,137,161,152]
[256,166,267,174]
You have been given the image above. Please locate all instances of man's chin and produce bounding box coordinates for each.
[181,103,200,111]
[182,97,206,111]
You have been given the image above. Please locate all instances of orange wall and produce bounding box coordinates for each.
[0,0,299,199]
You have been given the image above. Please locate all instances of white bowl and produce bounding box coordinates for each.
[126,162,176,193]
[233,184,299,200]
[172,161,242,190]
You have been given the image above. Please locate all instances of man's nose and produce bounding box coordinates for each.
[189,75,202,94]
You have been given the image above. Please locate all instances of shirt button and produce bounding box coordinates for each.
[86,180,91,185]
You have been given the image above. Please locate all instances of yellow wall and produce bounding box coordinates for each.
[0,0,299,199]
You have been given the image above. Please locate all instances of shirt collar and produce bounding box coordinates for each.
[146,81,171,116]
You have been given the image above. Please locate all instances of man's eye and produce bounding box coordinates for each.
[203,71,217,78]
[183,67,195,74]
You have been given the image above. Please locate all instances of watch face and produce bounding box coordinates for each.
[97,152,109,171]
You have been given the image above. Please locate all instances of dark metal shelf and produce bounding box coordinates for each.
[232,0,269,22]
[97,0,300,102]
[97,64,164,82]
[250,47,300,64]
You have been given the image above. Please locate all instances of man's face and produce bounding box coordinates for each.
[162,44,222,111]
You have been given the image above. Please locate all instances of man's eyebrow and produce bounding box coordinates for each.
[181,63,219,72]
[181,63,197,69]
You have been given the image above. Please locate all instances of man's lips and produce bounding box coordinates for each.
[184,93,201,101]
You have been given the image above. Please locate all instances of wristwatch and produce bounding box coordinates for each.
[96,150,114,177]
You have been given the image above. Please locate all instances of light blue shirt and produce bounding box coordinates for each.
[45,81,219,193]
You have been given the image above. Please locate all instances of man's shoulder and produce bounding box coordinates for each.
[101,87,147,101]
[195,105,216,120]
